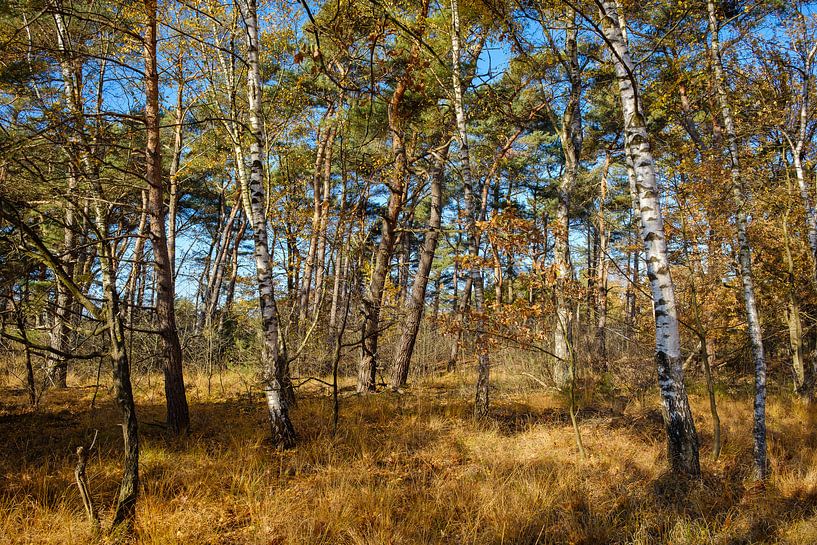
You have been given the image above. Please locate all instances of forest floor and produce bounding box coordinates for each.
[2,368,817,544]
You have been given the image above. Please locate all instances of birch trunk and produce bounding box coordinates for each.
[240,0,295,448]
[450,0,490,418]
[600,0,700,476]
[790,42,817,276]
[707,0,767,480]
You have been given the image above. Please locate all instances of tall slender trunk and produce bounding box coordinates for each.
[391,143,449,389]
[327,179,349,338]
[299,122,332,326]
[50,9,140,527]
[447,227,465,371]
[47,7,86,389]
[222,217,247,320]
[312,126,335,317]
[357,142,404,391]
[200,201,241,331]
[450,0,489,418]
[789,41,817,276]
[600,0,700,476]
[707,0,767,480]
[144,0,189,434]
[103,246,139,531]
[783,176,813,398]
[594,153,610,369]
[46,169,77,388]
[167,77,184,278]
[240,0,295,448]
[550,20,582,390]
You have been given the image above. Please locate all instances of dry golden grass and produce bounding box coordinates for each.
[2,367,817,544]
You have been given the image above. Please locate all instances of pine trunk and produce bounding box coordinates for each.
[391,143,449,389]
[144,0,189,434]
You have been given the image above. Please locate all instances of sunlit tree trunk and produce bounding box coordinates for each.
[358,1,429,392]
[312,125,335,318]
[299,120,333,326]
[600,0,700,476]
[240,0,295,448]
[546,19,582,389]
[789,41,817,276]
[450,0,489,417]
[391,143,449,389]
[144,0,189,434]
[167,74,184,278]
[707,0,767,480]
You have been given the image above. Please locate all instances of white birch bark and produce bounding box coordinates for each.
[599,0,700,476]
[239,0,295,448]
[707,0,767,481]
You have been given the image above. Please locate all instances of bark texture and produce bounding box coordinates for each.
[391,143,449,389]
[707,0,767,480]
[600,0,700,476]
[450,0,490,418]
[240,0,295,448]
[144,0,189,434]
[357,1,429,392]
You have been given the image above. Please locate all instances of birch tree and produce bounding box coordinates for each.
[239,0,296,448]
[706,0,767,480]
[598,0,700,476]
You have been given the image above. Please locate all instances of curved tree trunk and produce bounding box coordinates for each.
[391,143,449,389]
[357,0,429,393]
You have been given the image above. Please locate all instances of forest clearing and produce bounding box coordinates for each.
[3,363,817,545]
